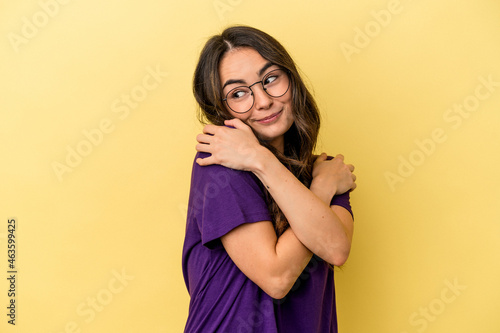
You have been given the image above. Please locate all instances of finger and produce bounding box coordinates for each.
[350,183,357,191]
[196,155,216,166]
[348,164,355,172]
[335,154,344,161]
[203,124,219,135]
[196,133,214,144]
[224,118,246,130]
[195,143,212,153]
[352,174,357,182]
[315,152,328,163]
[226,118,253,133]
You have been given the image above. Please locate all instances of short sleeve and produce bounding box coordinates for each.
[330,191,353,218]
[325,155,353,218]
[189,152,272,249]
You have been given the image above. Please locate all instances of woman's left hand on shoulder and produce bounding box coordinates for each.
[195,118,263,171]
[312,153,357,197]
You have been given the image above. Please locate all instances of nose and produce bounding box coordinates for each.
[251,83,273,111]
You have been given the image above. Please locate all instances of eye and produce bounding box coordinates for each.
[264,70,284,86]
[229,88,250,100]
[264,75,278,85]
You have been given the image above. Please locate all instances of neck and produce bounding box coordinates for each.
[267,135,285,154]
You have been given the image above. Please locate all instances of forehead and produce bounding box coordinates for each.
[219,47,269,82]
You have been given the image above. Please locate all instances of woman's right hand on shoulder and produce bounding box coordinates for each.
[311,153,356,201]
[195,118,268,172]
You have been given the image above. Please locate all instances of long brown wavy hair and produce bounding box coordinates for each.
[193,25,321,236]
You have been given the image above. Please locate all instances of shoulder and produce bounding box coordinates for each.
[188,153,271,248]
[312,153,353,216]
[190,152,263,192]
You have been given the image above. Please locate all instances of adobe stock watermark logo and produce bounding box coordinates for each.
[7,0,73,53]
[213,0,244,21]
[188,140,259,215]
[54,268,134,333]
[235,297,274,332]
[400,277,466,333]
[385,74,499,192]
[178,203,188,222]
[188,167,231,216]
[51,64,168,182]
[235,256,323,332]
[340,0,404,63]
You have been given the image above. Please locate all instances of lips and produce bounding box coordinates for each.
[255,110,282,124]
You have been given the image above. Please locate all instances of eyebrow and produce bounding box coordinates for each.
[222,62,275,90]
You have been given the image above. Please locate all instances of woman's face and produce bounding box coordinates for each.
[218,47,294,151]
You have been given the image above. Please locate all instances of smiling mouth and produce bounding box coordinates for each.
[255,110,282,124]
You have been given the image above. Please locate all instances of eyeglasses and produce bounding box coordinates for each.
[222,68,291,114]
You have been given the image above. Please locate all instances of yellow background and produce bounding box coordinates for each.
[1,0,499,332]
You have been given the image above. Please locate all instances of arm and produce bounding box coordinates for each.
[190,156,313,300]
[220,168,353,299]
[221,220,312,299]
[196,119,356,266]
[252,149,354,266]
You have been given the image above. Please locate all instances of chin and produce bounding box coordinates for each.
[248,106,294,144]
[255,121,294,144]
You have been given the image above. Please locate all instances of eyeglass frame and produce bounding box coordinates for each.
[221,68,292,114]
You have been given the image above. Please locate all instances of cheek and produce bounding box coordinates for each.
[225,104,250,121]
[228,111,251,122]
[280,94,293,110]
[282,98,294,120]
[284,113,295,133]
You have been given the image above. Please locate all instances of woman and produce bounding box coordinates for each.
[182,25,356,332]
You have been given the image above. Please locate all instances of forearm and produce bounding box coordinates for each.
[272,227,313,297]
[222,219,312,299]
[252,148,351,266]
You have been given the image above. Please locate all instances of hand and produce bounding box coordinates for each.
[195,118,263,171]
[311,153,356,199]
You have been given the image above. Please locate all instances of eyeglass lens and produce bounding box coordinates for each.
[224,69,290,114]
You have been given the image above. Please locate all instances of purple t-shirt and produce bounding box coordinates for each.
[182,152,277,332]
[274,170,352,333]
[182,152,352,332]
